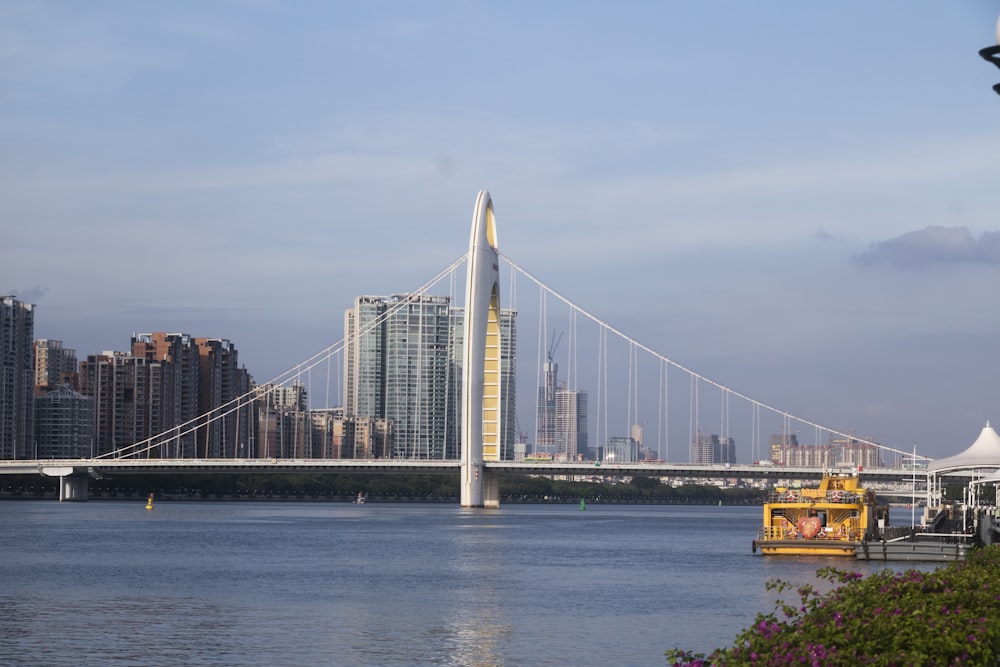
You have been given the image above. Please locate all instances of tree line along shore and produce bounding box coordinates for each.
[0,473,768,504]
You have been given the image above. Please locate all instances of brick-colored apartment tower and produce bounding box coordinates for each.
[79,332,252,458]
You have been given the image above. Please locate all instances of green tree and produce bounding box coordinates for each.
[667,546,1000,666]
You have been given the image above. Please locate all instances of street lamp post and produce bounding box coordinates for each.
[980,12,1000,96]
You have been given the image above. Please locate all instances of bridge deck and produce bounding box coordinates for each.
[0,458,928,483]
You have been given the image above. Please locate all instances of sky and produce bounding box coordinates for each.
[2,1,999,460]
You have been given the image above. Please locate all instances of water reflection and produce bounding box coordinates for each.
[443,519,513,667]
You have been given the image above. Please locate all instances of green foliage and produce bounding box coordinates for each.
[501,475,764,505]
[942,483,967,502]
[666,546,1000,666]
[5,471,765,505]
[83,472,461,500]
[631,475,661,490]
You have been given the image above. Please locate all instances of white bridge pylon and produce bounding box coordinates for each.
[460,190,502,508]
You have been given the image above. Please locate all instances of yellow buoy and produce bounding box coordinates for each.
[145,493,154,511]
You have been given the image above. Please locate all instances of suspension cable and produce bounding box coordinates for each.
[100,254,469,460]
[499,250,928,461]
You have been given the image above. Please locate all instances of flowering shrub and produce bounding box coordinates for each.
[666,545,1000,666]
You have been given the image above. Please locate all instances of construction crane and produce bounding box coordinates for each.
[516,416,528,445]
[547,330,562,363]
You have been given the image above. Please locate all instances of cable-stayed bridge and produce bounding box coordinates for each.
[0,191,930,504]
[1,458,919,482]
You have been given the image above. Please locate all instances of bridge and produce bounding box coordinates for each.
[1,458,921,482]
[2,191,934,504]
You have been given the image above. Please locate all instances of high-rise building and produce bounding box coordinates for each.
[535,357,588,460]
[0,296,35,458]
[767,433,882,468]
[690,433,736,465]
[717,436,736,464]
[690,433,714,465]
[194,337,252,458]
[343,294,517,460]
[79,333,251,458]
[631,423,644,450]
[834,438,882,469]
[34,339,78,389]
[343,296,389,423]
[536,358,557,455]
[131,333,201,456]
[769,432,799,463]
[257,382,310,458]
[310,407,341,458]
[79,351,164,456]
[605,436,639,463]
[34,384,93,458]
[345,295,454,459]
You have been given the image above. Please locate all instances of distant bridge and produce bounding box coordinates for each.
[0,458,925,501]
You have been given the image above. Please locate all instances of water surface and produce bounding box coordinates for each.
[0,501,926,667]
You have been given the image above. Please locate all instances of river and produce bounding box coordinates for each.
[0,501,930,667]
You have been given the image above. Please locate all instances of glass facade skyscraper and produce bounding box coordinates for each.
[344,295,454,459]
[344,294,517,460]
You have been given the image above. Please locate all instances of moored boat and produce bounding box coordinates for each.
[753,472,889,556]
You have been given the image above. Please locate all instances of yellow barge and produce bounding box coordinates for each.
[753,473,889,556]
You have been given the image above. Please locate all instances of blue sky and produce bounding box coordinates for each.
[3,1,999,459]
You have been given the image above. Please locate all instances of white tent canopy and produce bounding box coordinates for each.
[927,421,1000,473]
[927,421,1000,507]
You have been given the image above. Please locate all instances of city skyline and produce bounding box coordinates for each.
[3,3,1000,458]
[15,291,916,466]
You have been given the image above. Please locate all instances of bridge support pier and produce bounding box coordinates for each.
[58,474,89,501]
[483,470,499,509]
[41,466,89,502]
